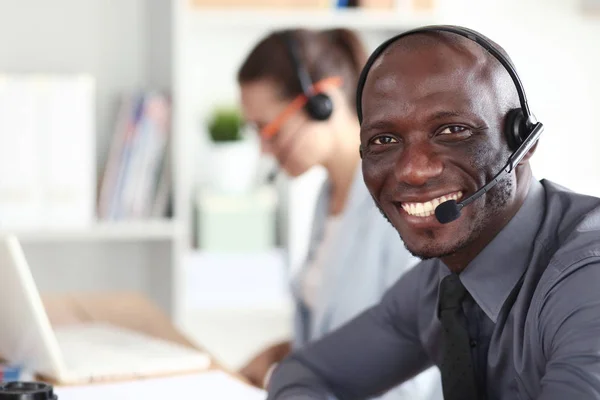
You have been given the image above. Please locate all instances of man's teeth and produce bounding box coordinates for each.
[401,192,463,217]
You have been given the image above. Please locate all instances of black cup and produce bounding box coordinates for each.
[0,382,57,400]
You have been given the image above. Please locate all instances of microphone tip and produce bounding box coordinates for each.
[435,199,462,224]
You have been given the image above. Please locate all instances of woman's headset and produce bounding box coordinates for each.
[282,31,334,121]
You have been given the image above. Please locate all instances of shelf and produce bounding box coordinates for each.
[186,7,440,30]
[1,220,180,242]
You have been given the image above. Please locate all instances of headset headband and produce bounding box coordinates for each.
[355,25,533,126]
[282,30,314,98]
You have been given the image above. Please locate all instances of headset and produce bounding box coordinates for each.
[282,31,334,121]
[356,25,544,224]
[266,31,336,182]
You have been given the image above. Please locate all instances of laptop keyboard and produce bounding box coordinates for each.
[53,322,211,382]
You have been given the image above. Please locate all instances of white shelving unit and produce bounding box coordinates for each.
[0,0,184,325]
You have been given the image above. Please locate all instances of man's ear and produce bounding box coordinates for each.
[520,140,539,164]
[515,140,539,171]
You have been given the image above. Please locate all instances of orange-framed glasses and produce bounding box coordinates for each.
[260,76,343,140]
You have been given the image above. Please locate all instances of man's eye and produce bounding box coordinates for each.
[439,126,469,135]
[372,136,398,145]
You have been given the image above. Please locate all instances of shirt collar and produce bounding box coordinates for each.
[439,176,546,323]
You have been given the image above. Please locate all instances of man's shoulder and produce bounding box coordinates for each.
[540,179,600,271]
[531,179,600,304]
[541,179,600,224]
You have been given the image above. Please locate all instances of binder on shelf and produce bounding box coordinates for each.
[0,74,95,231]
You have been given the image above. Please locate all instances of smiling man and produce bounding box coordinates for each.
[266,26,600,400]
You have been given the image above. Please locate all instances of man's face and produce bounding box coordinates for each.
[360,39,517,260]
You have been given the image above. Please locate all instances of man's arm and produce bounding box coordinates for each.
[266,265,432,400]
[537,261,600,399]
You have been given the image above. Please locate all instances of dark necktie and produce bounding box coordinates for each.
[438,273,480,400]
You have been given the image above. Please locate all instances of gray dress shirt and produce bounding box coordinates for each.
[267,178,600,400]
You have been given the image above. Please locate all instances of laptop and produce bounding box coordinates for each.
[0,234,211,384]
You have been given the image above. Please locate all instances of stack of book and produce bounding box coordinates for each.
[97,92,172,221]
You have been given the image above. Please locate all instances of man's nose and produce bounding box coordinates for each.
[394,140,444,186]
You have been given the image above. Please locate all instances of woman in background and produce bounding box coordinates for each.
[237,28,441,399]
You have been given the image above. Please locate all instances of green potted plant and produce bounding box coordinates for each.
[207,106,244,142]
[205,105,259,193]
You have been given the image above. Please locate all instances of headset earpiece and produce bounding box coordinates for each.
[283,31,334,122]
[305,93,333,121]
[504,108,530,150]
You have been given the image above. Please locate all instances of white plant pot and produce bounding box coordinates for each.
[208,139,260,194]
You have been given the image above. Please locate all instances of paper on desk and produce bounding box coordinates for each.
[55,370,266,400]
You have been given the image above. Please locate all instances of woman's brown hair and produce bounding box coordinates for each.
[237,28,368,114]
